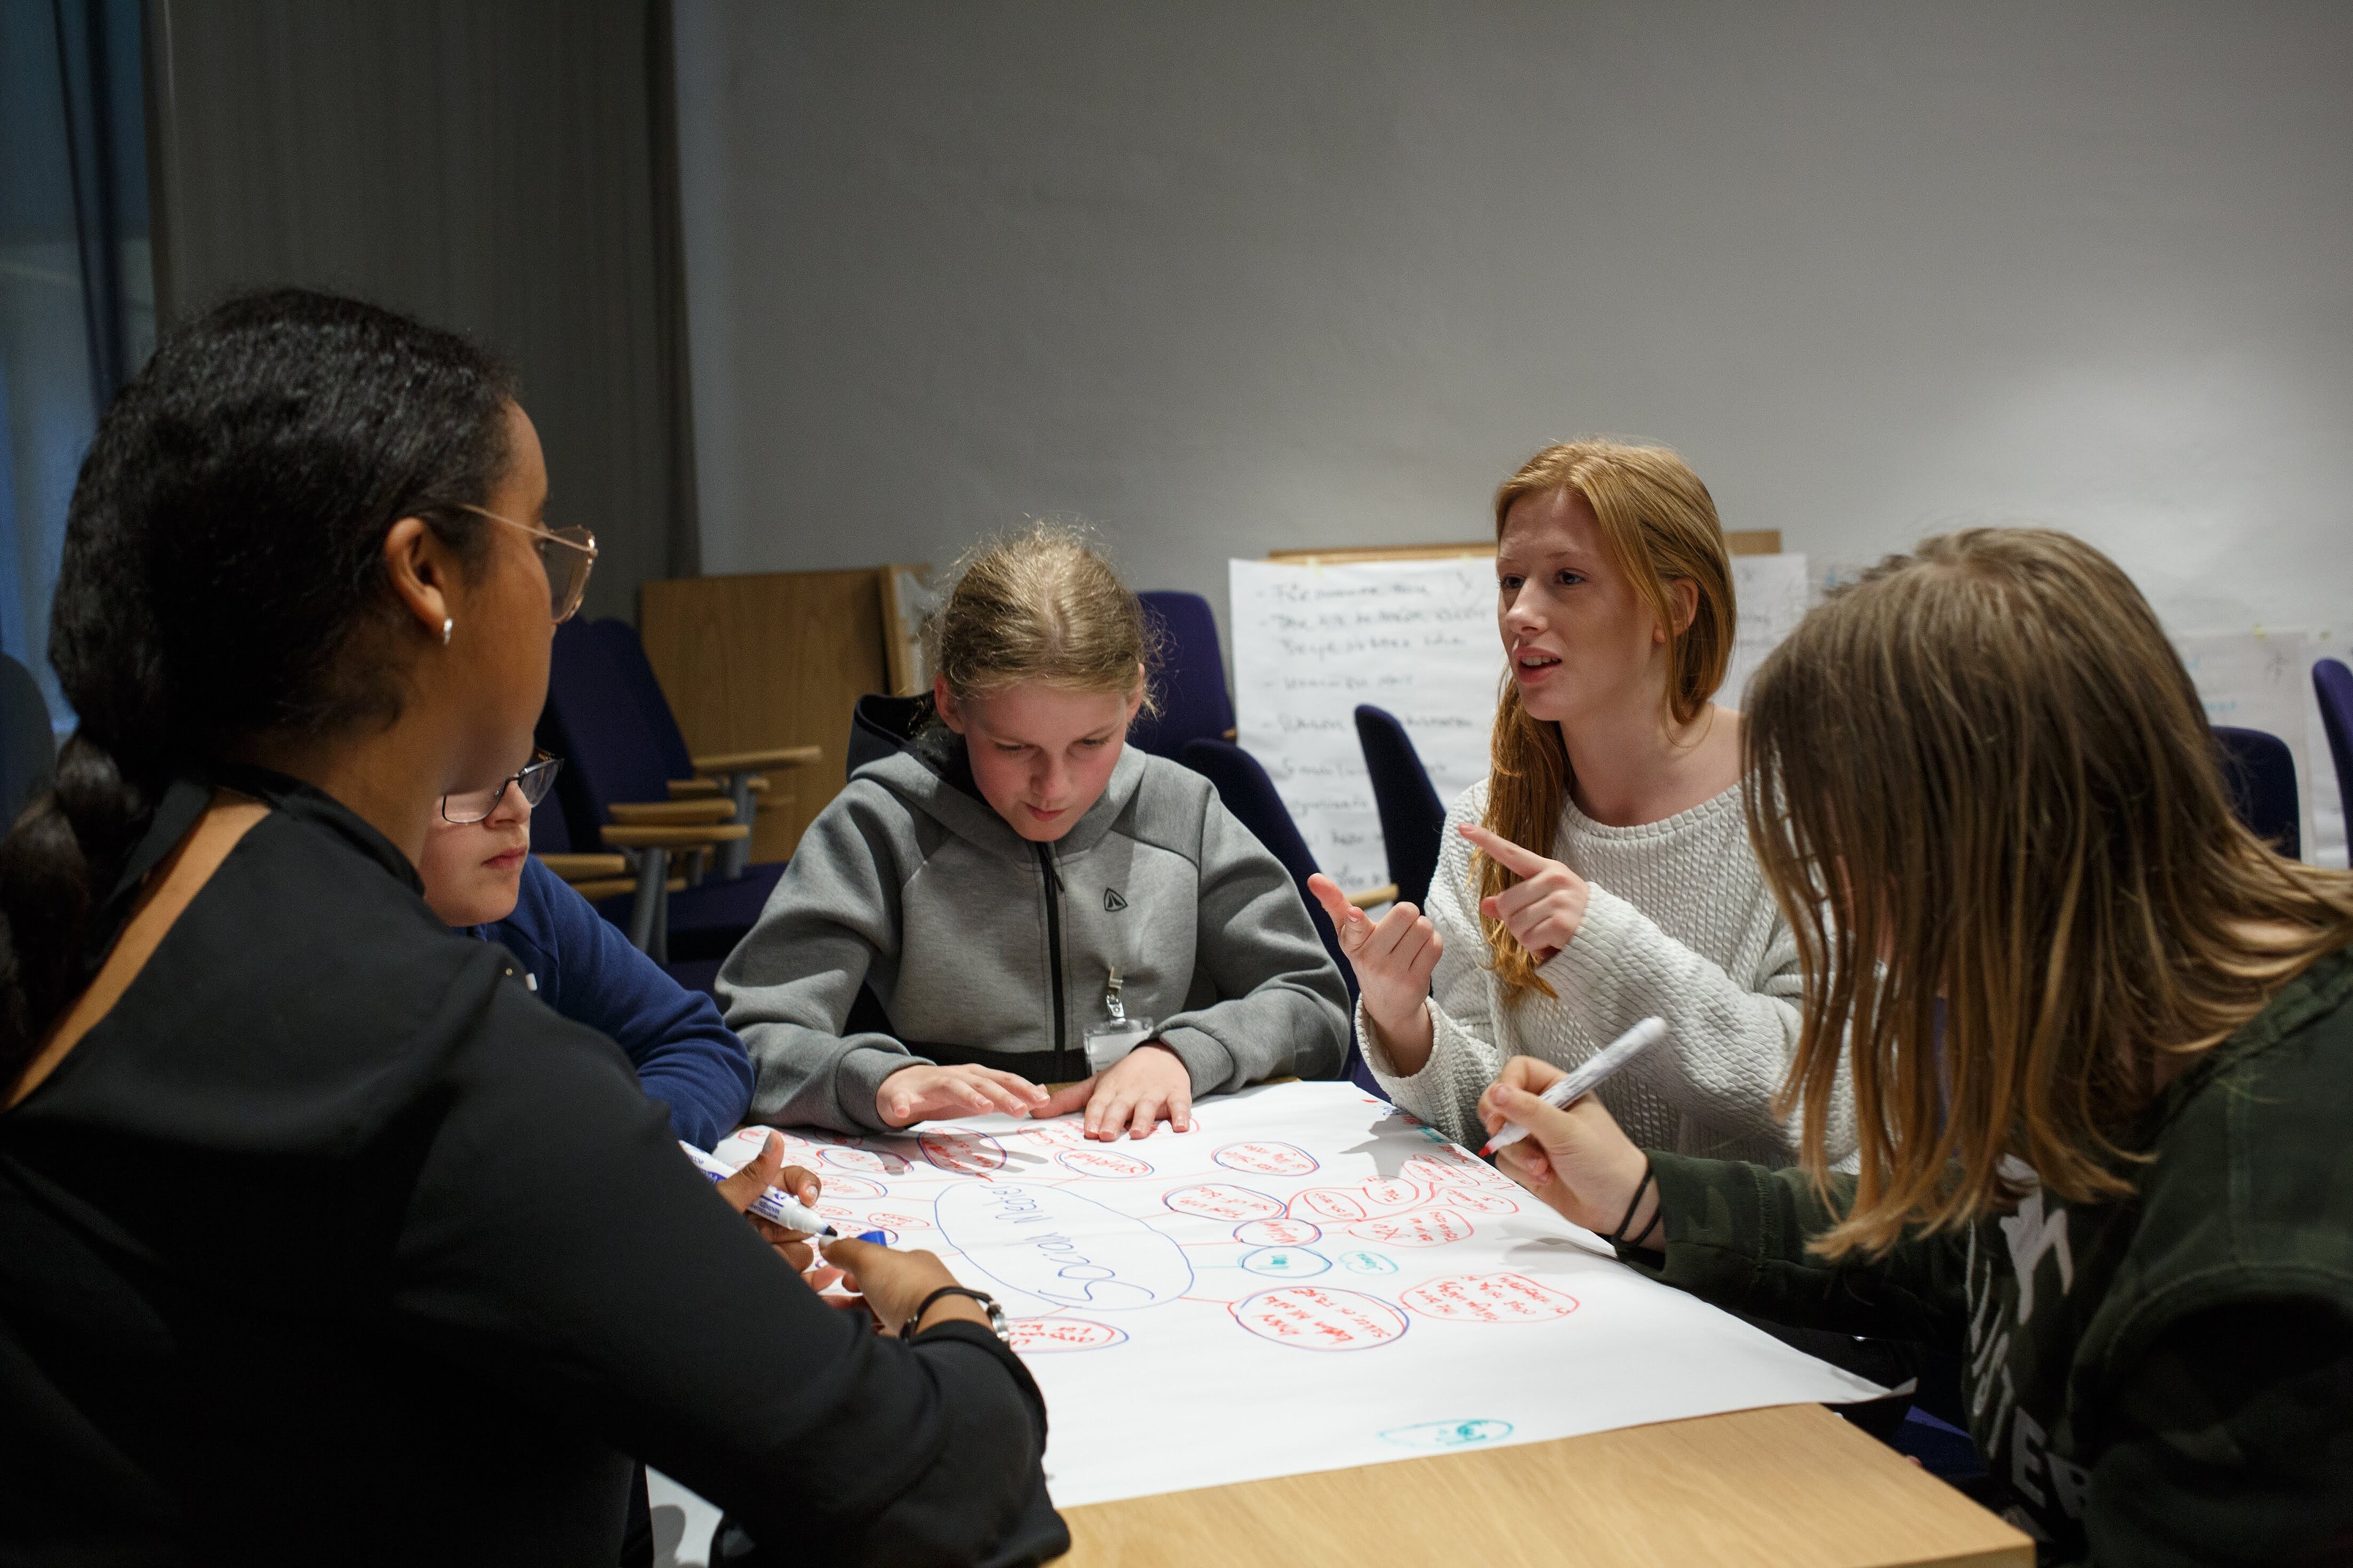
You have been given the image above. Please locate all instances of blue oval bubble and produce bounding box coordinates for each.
[1340,1250,1400,1275]
[1380,1419,1514,1451]
[1239,1245,1332,1278]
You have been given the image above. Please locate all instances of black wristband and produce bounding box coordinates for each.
[903,1285,1007,1342]
[1607,1160,1660,1248]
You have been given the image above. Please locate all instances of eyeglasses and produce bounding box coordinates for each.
[441,753,564,825]
[463,505,598,623]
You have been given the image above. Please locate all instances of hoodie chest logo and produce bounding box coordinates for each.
[1104,888,1128,912]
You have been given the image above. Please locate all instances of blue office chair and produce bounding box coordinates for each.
[1130,591,1236,760]
[1354,706,1445,910]
[2314,659,2353,840]
[539,620,799,961]
[0,654,56,827]
[1180,737,1386,1094]
[2212,725,2299,859]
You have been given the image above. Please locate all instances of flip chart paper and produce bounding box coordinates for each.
[1230,555,1812,893]
[1229,557,1502,894]
[2175,628,2327,864]
[714,1081,1886,1508]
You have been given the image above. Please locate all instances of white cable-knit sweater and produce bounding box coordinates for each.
[1362,779,1857,1169]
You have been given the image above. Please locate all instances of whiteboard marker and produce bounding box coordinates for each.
[679,1141,843,1237]
[1479,1017,1669,1157]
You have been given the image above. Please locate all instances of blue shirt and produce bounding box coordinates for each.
[468,855,754,1149]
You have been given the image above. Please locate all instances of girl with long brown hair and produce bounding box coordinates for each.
[1309,439,1853,1167]
[1480,529,2353,1559]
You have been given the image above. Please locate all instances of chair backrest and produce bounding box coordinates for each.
[588,619,697,780]
[2212,725,2300,859]
[538,619,683,843]
[2315,658,2353,838]
[1354,706,1446,908]
[0,654,54,828]
[1181,737,1380,1093]
[1131,591,1236,759]
[1180,738,1349,996]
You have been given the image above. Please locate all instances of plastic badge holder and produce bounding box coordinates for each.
[1084,1016,1155,1073]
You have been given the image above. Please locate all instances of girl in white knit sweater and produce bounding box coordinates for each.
[1309,440,1854,1168]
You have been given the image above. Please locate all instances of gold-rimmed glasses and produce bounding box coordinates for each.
[463,504,598,623]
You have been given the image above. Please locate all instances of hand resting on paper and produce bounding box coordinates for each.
[1306,872,1442,1074]
[1478,1055,1660,1248]
[876,1062,1052,1127]
[1035,1040,1194,1141]
[1457,822,1591,967]
[713,1130,845,1293]
[819,1237,993,1338]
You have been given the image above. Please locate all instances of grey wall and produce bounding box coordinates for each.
[148,0,697,622]
[675,0,2353,644]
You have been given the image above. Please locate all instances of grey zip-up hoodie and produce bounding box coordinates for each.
[718,725,1349,1133]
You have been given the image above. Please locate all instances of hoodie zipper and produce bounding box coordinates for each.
[1035,842,1067,1055]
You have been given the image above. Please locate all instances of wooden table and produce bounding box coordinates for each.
[1052,1402,2031,1567]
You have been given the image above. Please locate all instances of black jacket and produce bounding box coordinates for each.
[0,770,1064,1566]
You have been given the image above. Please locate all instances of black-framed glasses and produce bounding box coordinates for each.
[441,753,564,824]
[462,504,598,623]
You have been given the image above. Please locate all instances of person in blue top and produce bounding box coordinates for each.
[417,751,754,1149]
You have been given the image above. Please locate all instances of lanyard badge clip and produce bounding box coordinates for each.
[1085,965,1153,1072]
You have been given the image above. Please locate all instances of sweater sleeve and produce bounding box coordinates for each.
[1539,885,1857,1165]
[391,966,1064,1565]
[502,857,752,1150]
[1625,1152,1971,1344]
[1152,794,1351,1095]
[1361,788,1503,1148]
[717,787,928,1134]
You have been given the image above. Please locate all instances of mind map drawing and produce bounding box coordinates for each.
[710,1080,1885,1508]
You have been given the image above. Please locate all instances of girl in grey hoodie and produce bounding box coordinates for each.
[719,524,1349,1141]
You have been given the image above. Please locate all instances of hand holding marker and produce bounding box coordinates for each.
[1479,1017,1668,1156]
[680,1142,890,1243]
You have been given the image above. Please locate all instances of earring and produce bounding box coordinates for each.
[441,618,454,646]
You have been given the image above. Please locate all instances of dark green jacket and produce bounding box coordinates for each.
[1626,947,2353,1566]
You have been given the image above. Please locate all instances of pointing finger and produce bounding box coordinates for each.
[1307,873,1374,947]
[1457,822,1550,878]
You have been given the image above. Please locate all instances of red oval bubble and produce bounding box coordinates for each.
[1006,1317,1129,1352]
[919,1130,1007,1174]
[1400,1273,1579,1322]
[822,1145,909,1176]
[1213,1141,1320,1176]
[1230,1286,1408,1350]
[1291,1188,1367,1222]
[864,1208,933,1230]
[1235,1217,1322,1247]
[816,1175,886,1200]
[1435,1185,1519,1214]
[1358,1176,1423,1211]
[1164,1183,1284,1222]
[1348,1208,1476,1247]
[1401,1149,1488,1187]
[1056,1146,1154,1179]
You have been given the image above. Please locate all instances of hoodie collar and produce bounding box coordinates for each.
[852,727,1149,864]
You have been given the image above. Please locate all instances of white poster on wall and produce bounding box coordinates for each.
[1229,558,1503,895]
[1723,553,1813,709]
[1229,553,1814,894]
[2174,629,2347,867]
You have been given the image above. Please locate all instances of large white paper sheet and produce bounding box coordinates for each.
[1229,555,1814,892]
[713,1081,1885,1508]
